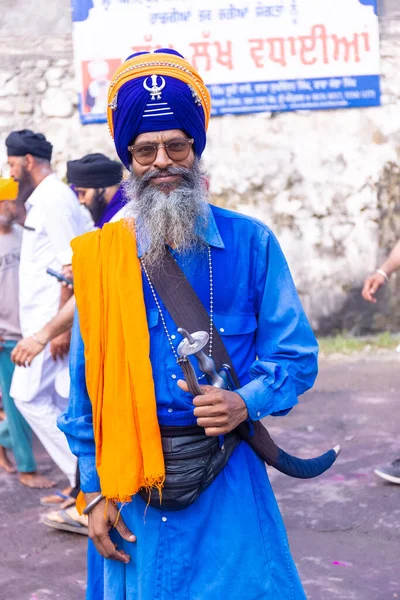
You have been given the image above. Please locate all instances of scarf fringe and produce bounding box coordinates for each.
[103,474,166,505]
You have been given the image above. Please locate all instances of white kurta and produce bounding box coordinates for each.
[11,173,86,401]
[11,173,86,484]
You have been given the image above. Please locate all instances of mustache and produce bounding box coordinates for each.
[140,166,194,184]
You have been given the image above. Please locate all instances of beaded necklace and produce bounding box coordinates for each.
[141,246,214,361]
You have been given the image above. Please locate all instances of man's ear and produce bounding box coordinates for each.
[24,154,35,172]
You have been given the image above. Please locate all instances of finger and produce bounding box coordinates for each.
[204,426,227,437]
[90,534,108,558]
[369,280,381,295]
[12,350,24,366]
[363,289,376,303]
[192,391,221,407]
[114,515,136,542]
[26,354,35,366]
[361,284,370,301]
[99,534,131,563]
[177,379,189,392]
[193,404,225,418]
[362,283,375,303]
[196,417,227,429]
[91,534,122,562]
[361,289,369,301]
[178,380,215,397]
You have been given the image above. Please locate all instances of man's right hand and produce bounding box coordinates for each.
[85,493,136,563]
[361,272,386,304]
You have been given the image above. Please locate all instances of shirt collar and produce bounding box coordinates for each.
[136,204,225,258]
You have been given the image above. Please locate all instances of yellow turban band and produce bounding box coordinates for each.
[0,178,18,202]
[107,52,211,139]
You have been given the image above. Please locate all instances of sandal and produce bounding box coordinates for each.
[42,505,89,536]
[40,487,73,506]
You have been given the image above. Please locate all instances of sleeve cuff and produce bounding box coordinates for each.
[78,454,101,493]
[236,378,298,420]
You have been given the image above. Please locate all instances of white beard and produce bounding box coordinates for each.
[122,158,209,271]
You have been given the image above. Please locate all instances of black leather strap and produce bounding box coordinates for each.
[146,247,240,387]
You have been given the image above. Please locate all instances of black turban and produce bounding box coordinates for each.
[67,153,123,188]
[6,129,53,161]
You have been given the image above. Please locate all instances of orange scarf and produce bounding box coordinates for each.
[71,219,165,504]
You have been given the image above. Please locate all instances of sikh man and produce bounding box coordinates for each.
[67,152,125,226]
[0,177,53,488]
[59,49,319,599]
[6,129,85,501]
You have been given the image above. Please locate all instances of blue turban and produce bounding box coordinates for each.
[108,49,210,168]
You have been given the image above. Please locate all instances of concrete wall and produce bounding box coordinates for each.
[1,0,400,334]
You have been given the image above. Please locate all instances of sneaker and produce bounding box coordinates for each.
[374,459,400,484]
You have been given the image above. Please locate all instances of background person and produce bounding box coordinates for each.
[6,129,85,502]
[0,177,53,488]
[362,241,400,485]
[67,152,124,226]
[12,152,124,533]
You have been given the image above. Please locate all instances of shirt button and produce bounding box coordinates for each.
[171,334,176,340]
[257,411,261,417]
[168,408,173,413]
[171,374,177,380]
[220,327,225,333]
[162,516,167,522]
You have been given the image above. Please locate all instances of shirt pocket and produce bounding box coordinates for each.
[213,312,257,337]
[213,312,258,384]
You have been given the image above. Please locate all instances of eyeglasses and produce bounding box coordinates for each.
[128,138,194,166]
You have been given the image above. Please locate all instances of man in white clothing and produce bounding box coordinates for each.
[6,129,84,495]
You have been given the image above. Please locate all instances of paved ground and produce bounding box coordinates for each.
[0,355,399,600]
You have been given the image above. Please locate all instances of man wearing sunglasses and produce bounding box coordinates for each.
[59,49,319,600]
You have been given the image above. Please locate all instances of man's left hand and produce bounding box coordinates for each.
[50,330,71,361]
[177,380,248,436]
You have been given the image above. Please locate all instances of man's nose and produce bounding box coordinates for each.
[153,145,173,170]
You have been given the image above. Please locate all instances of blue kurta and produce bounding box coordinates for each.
[59,204,318,600]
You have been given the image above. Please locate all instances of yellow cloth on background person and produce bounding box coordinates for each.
[0,178,18,201]
[71,219,165,503]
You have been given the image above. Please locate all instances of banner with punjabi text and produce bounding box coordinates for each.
[70,0,381,124]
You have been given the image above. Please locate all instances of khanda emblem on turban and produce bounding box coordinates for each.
[143,75,166,100]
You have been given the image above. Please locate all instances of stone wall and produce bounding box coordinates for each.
[1,1,400,334]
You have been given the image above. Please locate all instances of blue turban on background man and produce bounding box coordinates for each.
[107,49,211,168]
